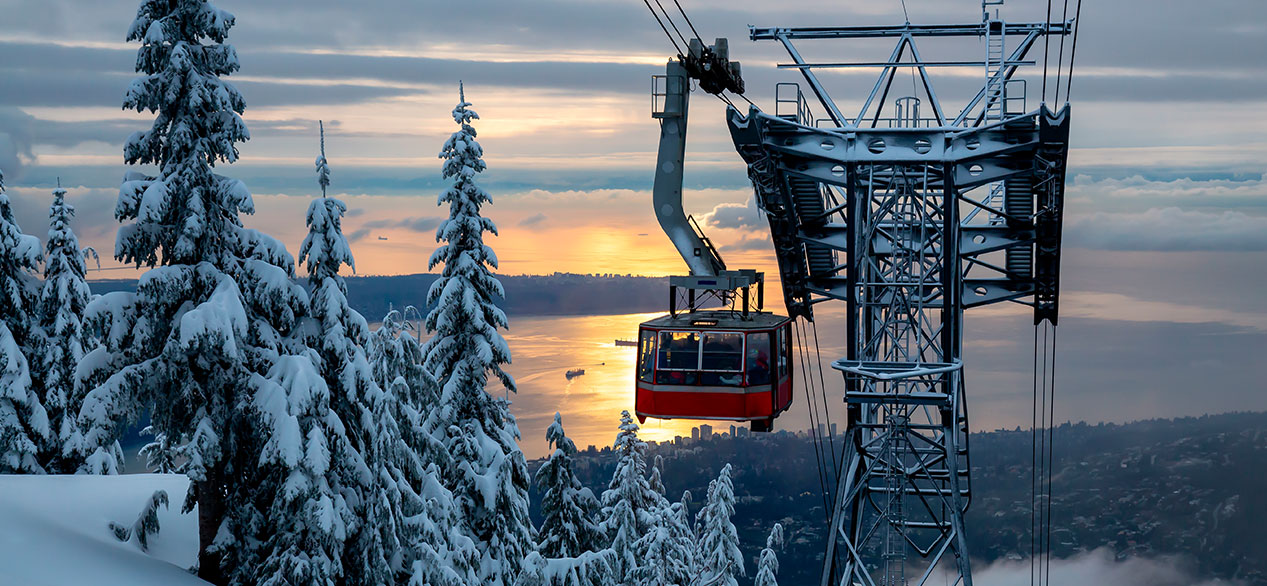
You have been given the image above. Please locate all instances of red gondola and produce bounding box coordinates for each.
[635,310,793,432]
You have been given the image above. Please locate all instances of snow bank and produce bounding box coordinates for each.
[0,473,205,586]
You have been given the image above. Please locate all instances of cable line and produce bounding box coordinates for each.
[1054,0,1071,104]
[672,0,703,42]
[640,0,683,57]
[1065,0,1084,101]
[652,0,691,49]
[1042,0,1054,102]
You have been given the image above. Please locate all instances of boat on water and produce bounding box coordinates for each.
[565,368,585,380]
[614,338,638,347]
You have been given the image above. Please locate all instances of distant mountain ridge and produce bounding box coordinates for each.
[89,272,672,319]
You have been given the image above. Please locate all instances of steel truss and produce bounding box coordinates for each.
[726,10,1072,586]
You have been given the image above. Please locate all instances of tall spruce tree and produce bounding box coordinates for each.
[74,3,308,583]
[33,183,93,473]
[600,411,660,582]
[536,413,603,558]
[694,464,744,586]
[0,166,46,474]
[423,84,532,586]
[754,524,783,586]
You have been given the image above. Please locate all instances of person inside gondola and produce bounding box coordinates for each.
[746,332,772,385]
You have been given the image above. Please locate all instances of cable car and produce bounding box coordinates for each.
[633,40,794,431]
[635,309,793,432]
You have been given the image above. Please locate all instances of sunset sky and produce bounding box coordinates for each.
[1,0,1265,453]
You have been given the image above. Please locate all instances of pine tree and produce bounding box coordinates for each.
[423,83,533,586]
[536,413,603,558]
[754,524,783,586]
[32,183,93,473]
[366,309,479,586]
[250,353,351,586]
[631,506,693,586]
[74,3,308,583]
[0,166,46,474]
[600,410,660,581]
[694,464,744,586]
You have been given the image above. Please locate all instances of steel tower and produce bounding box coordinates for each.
[726,6,1074,586]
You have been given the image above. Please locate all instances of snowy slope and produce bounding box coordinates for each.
[0,474,206,586]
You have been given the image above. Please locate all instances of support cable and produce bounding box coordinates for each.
[671,0,703,42]
[811,320,841,492]
[652,0,691,51]
[640,0,683,57]
[796,319,833,521]
[1044,325,1060,586]
[1029,325,1040,586]
[1042,0,1053,102]
[1054,0,1071,104]
[1064,0,1084,101]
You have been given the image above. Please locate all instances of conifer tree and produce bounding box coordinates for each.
[631,506,693,586]
[600,410,660,581]
[754,524,783,586]
[694,464,744,586]
[536,413,603,558]
[33,183,93,472]
[423,84,532,586]
[74,3,308,583]
[0,166,46,474]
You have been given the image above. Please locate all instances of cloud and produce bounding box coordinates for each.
[1065,207,1267,251]
[967,548,1244,586]
[348,215,445,241]
[719,235,772,253]
[702,196,763,230]
[518,213,547,228]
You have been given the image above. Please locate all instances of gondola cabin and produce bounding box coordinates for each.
[635,310,793,432]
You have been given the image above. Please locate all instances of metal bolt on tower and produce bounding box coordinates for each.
[725,3,1075,585]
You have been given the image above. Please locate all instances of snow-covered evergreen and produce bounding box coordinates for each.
[515,550,619,586]
[250,353,351,586]
[631,504,694,586]
[694,464,744,586]
[423,83,534,586]
[600,411,661,581]
[536,413,603,559]
[32,184,93,473]
[74,3,309,583]
[0,166,47,474]
[754,523,783,586]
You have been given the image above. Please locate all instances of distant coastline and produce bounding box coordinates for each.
[89,272,678,319]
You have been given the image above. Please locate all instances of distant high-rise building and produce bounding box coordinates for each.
[729,424,737,437]
[831,423,838,437]
[818,423,827,438]
[700,424,713,439]
[692,427,700,441]
[737,426,750,437]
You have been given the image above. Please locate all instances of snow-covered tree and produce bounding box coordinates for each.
[423,83,534,586]
[694,464,744,586]
[754,524,783,586]
[294,122,381,584]
[32,184,93,473]
[515,550,619,586]
[250,353,351,586]
[631,504,696,586]
[600,410,660,581]
[74,3,309,583]
[536,413,603,558]
[0,166,46,474]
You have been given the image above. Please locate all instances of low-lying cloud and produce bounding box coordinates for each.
[702,196,763,231]
[1066,207,1267,251]
[967,548,1244,586]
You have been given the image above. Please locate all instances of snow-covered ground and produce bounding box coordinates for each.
[0,474,206,586]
